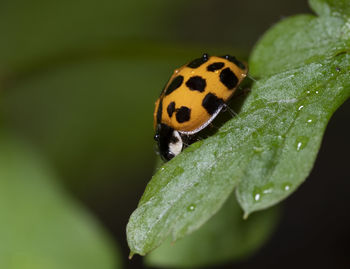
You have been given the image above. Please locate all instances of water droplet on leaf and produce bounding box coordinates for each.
[306,115,317,124]
[295,136,308,151]
[187,204,196,211]
[261,182,274,194]
[282,183,292,191]
[252,183,274,202]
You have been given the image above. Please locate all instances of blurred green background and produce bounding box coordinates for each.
[1,0,349,268]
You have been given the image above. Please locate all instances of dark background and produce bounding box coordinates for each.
[1,0,349,268]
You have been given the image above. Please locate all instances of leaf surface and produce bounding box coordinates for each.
[145,195,278,268]
[127,0,350,256]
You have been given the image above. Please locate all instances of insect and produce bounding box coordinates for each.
[154,53,248,161]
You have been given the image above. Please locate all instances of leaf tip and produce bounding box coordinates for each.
[243,211,250,220]
[128,251,135,260]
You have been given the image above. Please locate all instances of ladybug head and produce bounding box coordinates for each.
[154,124,183,161]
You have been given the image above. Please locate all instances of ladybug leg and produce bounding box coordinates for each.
[180,133,190,147]
[222,103,237,117]
[208,122,218,130]
[247,74,257,82]
[234,87,251,98]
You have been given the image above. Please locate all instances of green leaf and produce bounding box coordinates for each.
[145,194,279,268]
[249,13,349,76]
[0,133,121,269]
[237,0,350,214]
[127,0,350,256]
[309,0,350,17]
[236,54,350,214]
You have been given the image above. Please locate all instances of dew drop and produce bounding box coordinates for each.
[296,142,302,151]
[253,183,274,202]
[252,187,261,202]
[298,105,304,111]
[261,182,274,194]
[295,136,309,151]
[187,204,196,211]
[306,115,317,124]
[263,188,272,194]
[254,193,261,201]
[282,183,292,191]
[315,91,319,94]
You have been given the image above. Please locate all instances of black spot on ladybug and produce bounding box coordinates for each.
[167,101,176,117]
[220,68,238,89]
[202,93,224,115]
[187,56,208,68]
[220,55,246,70]
[165,75,184,96]
[207,62,225,72]
[186,76,206,92]
[176,106,191,123]
[156,99,163,124]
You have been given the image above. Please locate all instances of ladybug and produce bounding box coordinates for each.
[154,53,248,161]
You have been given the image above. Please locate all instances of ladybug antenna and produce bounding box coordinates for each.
[202,53,209,60]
